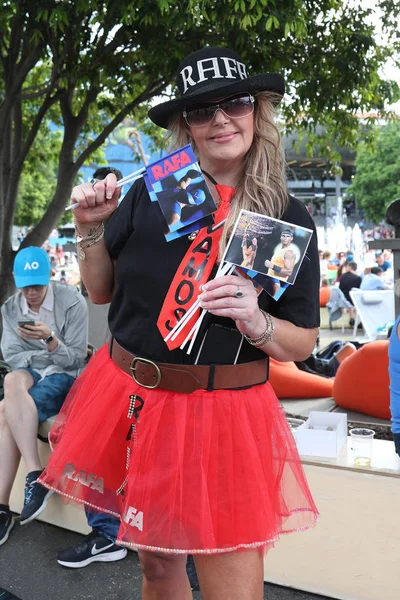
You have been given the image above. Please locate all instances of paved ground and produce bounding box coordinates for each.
[0,517,331,600]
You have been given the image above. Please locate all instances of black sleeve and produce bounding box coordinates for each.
[104,179,145,260]
[260,196,320,329]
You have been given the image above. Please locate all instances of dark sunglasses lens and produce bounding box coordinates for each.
[185,106,215,126]
[220,97,253,117]
[185,94,253,126]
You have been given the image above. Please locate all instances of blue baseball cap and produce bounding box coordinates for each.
[13,246,51,288]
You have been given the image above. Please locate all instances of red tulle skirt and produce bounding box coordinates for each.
[39,344,318,554]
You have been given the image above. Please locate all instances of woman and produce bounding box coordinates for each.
[55,242,64,265]
[39,47,319,599]
[241,234,258,269]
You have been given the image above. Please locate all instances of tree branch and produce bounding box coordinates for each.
[0,42,44,141]
[76,79,167,168]
[14,89,62,173]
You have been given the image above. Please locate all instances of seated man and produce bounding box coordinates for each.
[375,250,391,273]
[55,166,128,569]
[360,265,389,291]
[338,260,361,326]
[0,246,88,546]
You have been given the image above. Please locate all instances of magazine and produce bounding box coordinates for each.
[222,209,313,286]
[144,145,217,240]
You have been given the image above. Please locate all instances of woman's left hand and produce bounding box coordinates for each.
[198,274,266,339]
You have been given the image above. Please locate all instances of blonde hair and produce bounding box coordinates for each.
[166,92,288,258]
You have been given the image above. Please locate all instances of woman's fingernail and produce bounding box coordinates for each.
[106,192,112,200]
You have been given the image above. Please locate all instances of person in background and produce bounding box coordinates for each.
[360,265,389,291]
[338,261,361,327]
[319,250,330,284]
[49,254,58,276]
[0,247,87,546]
[55,165,128,569]
[375,250,391,273]
[335,260,348,284]
[55,243,64,266]
[329,252,339,267]
[388,286,400,459]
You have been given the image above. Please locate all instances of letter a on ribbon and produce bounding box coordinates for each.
[157,185,235,350]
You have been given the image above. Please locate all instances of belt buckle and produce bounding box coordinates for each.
[130,357,162,389]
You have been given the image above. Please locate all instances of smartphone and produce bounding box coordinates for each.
[195,323,244,365]
[18,320,36,328]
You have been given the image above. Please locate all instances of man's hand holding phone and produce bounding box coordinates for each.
[18,320,36,328]
[17,320,52,341]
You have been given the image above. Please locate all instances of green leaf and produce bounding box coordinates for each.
[265,15,273,31]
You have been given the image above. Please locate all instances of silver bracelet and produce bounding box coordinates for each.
[74,221,104,260]
[243,310,275,347]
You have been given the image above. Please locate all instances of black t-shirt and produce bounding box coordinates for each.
[339,271,362,303]
[104,178,320,364]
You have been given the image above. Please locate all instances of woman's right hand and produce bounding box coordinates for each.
[70,174,120,225]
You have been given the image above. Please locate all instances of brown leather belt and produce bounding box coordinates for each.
[110,339,269,394]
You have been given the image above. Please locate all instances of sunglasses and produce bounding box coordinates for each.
[183,93,255,127]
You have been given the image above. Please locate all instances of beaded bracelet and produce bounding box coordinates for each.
[243,310,275,347]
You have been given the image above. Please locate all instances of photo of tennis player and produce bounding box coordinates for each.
[264,227,301,283]
[222,209,313,285]
[151,166,217,234]
[241,233,258,269]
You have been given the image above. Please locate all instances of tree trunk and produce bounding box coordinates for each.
[0,246,16,310]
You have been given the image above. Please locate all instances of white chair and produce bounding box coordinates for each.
[349,289,395,340]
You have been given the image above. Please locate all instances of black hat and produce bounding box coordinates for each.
[148,46,285,129]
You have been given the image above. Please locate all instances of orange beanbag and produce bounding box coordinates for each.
[269,358,334,399]
[333,340,390,419]
[319,286,331,307]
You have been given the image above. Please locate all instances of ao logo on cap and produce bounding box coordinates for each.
[13,246,51,288]
[24,261,40,271]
